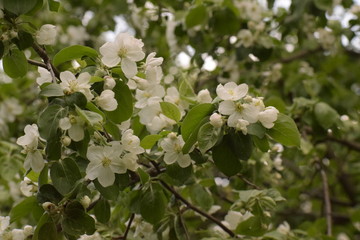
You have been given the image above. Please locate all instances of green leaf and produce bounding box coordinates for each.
[165,163,193,186]
[62,201,95,236]
[13,30,34,50]
[137,167,150,185]
[253,135,270,152]
[37,184,63,204]
[32,213,51,240]
[38,164,48,186]
[3,49,28,78]
[189,184,213,211]
[314,102,339,129]
[247,123,266,139]
[105,80,133,123]
[10,196,38,223]
[212,134,242,177]
[4,0,38,15]
[48,0,60,11]
[267,113,301,147]
[38,221,58,240]
[0,41,4,59]
[38,104,67,139]
[53,45,98,67]
[160,102,181,122]
[182,117,208,154]
[39,83,64,97]
[140,134,162,149]
[197,123,222,154]
[235,216,268,236]
[140,183,167,224]
[179,78,196,101]
[64,92,87,109]
[185,5,208,28]
[104,120,121,140]
[94,198,110,224]
[50,158,82,195]
[94,179,119,201]
[229,131,253,161]
[182,104,214,141]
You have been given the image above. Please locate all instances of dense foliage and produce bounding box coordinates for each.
[0,0,360,239]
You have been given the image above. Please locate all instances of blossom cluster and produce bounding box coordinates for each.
[210,82,279,134]
[0,216,33,240]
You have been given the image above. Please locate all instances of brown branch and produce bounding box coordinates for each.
[32,43,60,81]
[277,46,322,64]
[158,179,236,238]
[320,167,332,236]
[113,213,135,240]
[177,205,190,240]
[237,174,261,190]
[27,59,47,69]
[326,136,360,152]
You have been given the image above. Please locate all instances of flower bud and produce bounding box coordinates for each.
[104,76,116,90]
[209,113,223,128]
[42,202,56,212]
[61,136,72,146]
[197,89,212,103]
[80,195,91,209]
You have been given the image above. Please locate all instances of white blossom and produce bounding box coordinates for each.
[11,229,26,240]
[36,67,52,86]
[59,116,85,142]
[135,85,165,109]
[216,82,248,101]
[36,24,57,45]
[222,211,253,230]
[238,29,254,48]
[0,98,23,123]
[277,221,290,235]
[164,87,189,115]
[60,71,94,101]
[20,177,37,197]
[95,90,118,111]
[121,129,144,155]
[258,106,279,129]
[138,103,176,134]
[160,133,192,168]
[86,142,126,187]
[77,232,103,240]
[99,33,145,78]
[17,124,41,150]
[219,101,260,126]
[0,216,10,234]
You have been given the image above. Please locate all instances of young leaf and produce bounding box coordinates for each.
[140,134,162,149]
[160,102,181,122]
[197,122,222,153]
[189,184,213,211]
[267,113,301,147]
[40,83,65,97]
[53,45,98,67]
[3,49,28,78]
[181,103,214,141]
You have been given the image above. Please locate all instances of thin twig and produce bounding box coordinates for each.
[177,205,190,240]
[113,213,135,240]
[326,136,360,152]
[320,167,332,236]
[27,59,47,69]
[32,43,60,81]
[276,46,322,63]
[237,174,261,190]
[158,179,236,238]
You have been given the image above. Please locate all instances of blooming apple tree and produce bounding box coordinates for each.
[0,0,360,240]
